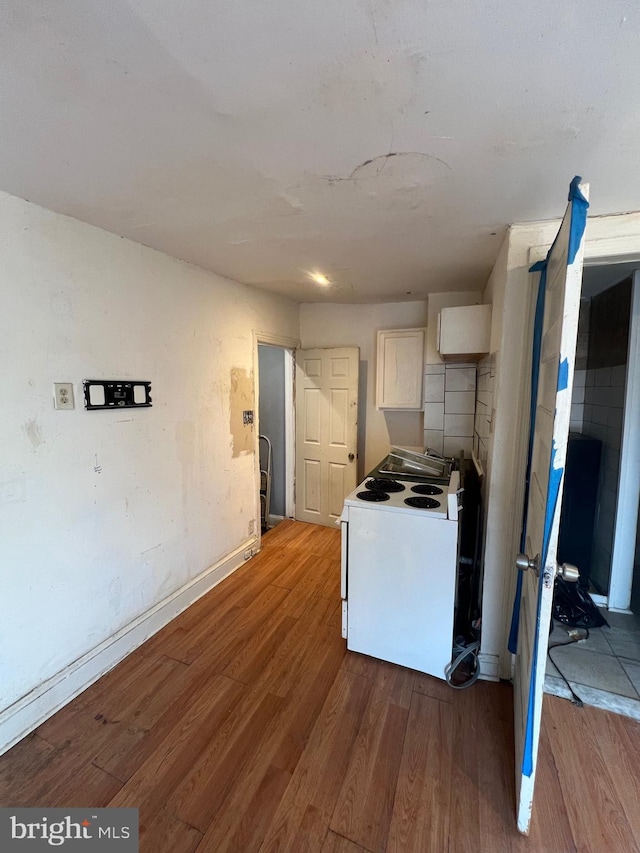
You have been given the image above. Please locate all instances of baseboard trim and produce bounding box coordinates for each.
[0,537,256,757]
[478,652,501,682]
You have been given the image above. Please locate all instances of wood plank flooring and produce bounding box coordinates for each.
[2,519,640,852]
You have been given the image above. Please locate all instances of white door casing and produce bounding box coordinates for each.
[608,272,640,611]
[295,347,359,527]
[513,179,589,834]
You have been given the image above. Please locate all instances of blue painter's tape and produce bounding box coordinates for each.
[508,265,547,655]
[523,444,564,778]
[557,358,569,392]
[542,442,564,564]
[522,568,545,777]
[568,175,588,204]
[567,176,589,265]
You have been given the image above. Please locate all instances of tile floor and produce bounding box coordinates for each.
[545,608,640,720]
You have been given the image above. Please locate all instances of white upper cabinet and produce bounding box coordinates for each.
[438,304,491,361]
[376,328,425,409]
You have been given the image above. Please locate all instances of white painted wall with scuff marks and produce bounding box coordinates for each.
[0,191,298,722]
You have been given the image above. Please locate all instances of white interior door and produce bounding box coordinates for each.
[295,347,359,527]
[513,179,589,834]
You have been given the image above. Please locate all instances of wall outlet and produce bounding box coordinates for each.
[243,410,254,425]
[248,519,255,535]
[244,548,254,560]
[54,383,75,410]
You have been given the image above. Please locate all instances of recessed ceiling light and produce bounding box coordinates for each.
[309,272,331,286]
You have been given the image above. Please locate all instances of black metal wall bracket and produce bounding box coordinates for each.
[83,380,152,410]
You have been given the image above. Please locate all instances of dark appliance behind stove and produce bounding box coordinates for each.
[455,460,483,643]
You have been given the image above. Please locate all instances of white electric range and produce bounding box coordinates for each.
[340,470,461,679]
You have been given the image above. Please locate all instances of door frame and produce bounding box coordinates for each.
[529,247,640,612]
[253,331,299,543]
[608,272,640,611]
[493,236,640,678]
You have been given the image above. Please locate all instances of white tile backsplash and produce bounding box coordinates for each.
[424,402,445,431]
[571,385,585,405]
[476,389,492,408]
[602,445,620,474]
[607,425,621,450]
[475,407,490,440]
[445,390,475,414]
[425,359,481,459]
[573,369,586,388]
[423,429,444,456]
[443,435,474,457]
[424,373,445,403]
[444,413,475,437]
[601,385,625,408]
[611,364,627,387]
[592,405,608,426]
[607,407,624,430]
[473,353,494,473]
[445,366,476,393]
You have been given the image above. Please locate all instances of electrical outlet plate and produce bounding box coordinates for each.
[54,383,75,410]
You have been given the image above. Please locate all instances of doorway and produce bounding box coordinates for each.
[565,265,640,609]
[544,264,640,717]
[256,339,295,533]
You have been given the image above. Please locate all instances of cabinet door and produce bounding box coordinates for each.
[376,328,425,409]
[438,304,491,358]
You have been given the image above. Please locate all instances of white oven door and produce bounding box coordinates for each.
[346,506,457,679]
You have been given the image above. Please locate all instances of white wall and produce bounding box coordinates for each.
[300,301,428,477]
[0,191,298,750]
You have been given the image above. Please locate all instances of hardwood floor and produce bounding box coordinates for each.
[2,519,640,852]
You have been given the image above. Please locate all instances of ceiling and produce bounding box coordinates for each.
[2,2,640,303]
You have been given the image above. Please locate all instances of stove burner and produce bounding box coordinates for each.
[404,496,441,509]
[365,478,405,493]
[410,484,444,496]
[356,490,390,502]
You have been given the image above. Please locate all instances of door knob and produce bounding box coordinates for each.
[348,453,355,461]
[559,562,580,583]
[516,553,540,576]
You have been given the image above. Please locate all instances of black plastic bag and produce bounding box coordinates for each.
[552,577,608,629]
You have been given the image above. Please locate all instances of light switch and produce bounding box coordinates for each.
[54,383,75,410]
